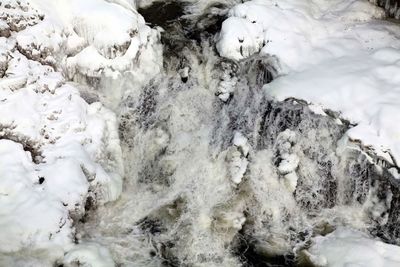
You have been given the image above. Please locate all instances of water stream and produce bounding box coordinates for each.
[77,2,400,266]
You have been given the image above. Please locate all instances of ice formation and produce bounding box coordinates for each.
[2,0,400,266]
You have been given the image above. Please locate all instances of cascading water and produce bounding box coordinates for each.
[76,1,400,266]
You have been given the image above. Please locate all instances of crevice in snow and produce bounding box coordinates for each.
[0,123,43,163]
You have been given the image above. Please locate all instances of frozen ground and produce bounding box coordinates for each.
[1,0,400,266]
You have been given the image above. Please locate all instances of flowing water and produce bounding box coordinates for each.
[77,1,400,266]
[373,0,400,18]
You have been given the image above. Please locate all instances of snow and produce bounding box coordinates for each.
[63,243,115,267]
[217,72,237,102]
[0,140,72,253]
[0,46,123,254]
[218,0,400,168]
[228,132,250,184]
[305,227,400,267]
[0,0,136,263]
[275,129,299,192]
[11,0,163,108]
[233,131,250,157]
[2,0,400,265]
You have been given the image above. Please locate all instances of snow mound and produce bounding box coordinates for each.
[63,243,115,267]
[0,42,123,254]
[0,139,72,252]
[0,0,43,36]
[304,227,400,267]
[0,0,126,261]
[12,0,163,96]
[218,0,400,167]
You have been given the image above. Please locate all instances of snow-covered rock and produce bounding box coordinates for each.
[218,0,400,169]
[0,0,139,262]
[0,139,72,253]
[304,227,400,267]
[9,0,163,108]
[227,132,250,184]
[63,243,115,267]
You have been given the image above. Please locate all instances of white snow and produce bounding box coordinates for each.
[227,149,248,184]
[12,0,163,108]
[217,73,237,102]
[233,131,250,157]
[0,45,123,255]
[275,129,299,192]
[0,140,72,253]
[0,0,143,263]
[218,0,400,168]
[305,227,400,267]
[228,132,250,184]
[63,243,115,267]
[2,0,400,265]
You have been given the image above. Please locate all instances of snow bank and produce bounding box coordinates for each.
[0,0,131,263]
[218,0,400,167]
[304,227,400,267]
[12,0,163,98]
[0,42,123,253]
[0,140,72,252]
[63,243,115,267]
